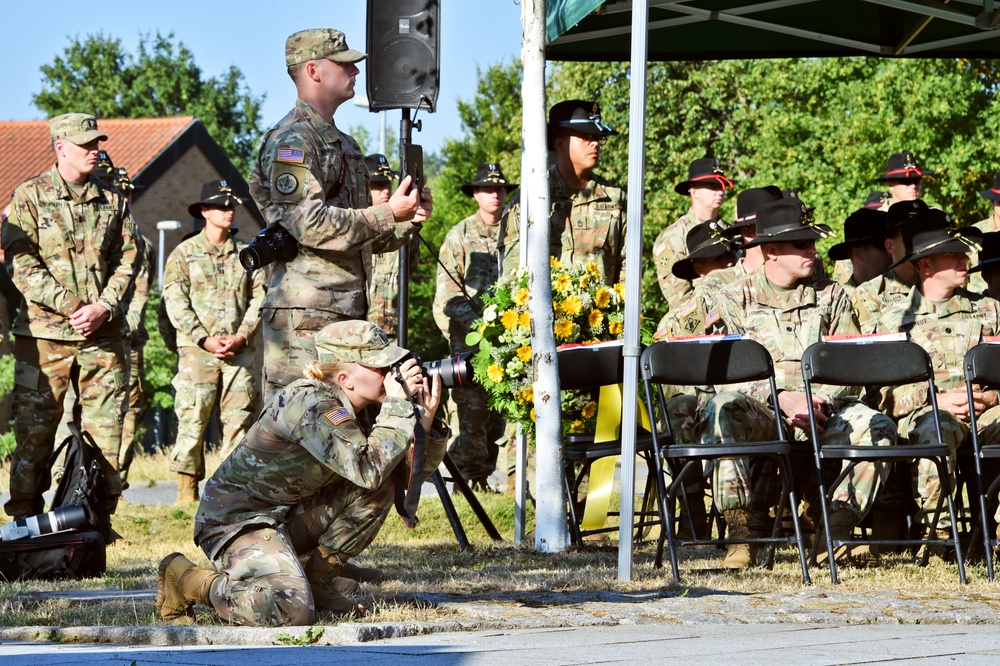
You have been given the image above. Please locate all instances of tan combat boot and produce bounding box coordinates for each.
[816,509,880,568]
[340,560,386,584]
[916,528,952,566]
[175,474,199,504]
[302,548,368,616]
[156,552,221,624]
[722,508,753,569]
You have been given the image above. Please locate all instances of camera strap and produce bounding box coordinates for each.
[416,233,482,317]
[390,364,427,528]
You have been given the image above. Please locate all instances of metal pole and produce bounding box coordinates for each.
[618,0,650,581]
[155,220,182,287]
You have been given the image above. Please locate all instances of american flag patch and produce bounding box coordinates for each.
[277,147,305,164]
[325,407,354,426]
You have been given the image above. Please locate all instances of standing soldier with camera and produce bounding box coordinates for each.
[249,28,432,401]
[162,181,266,503]
[433,163,513,491]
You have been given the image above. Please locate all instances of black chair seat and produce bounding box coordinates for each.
[977,445,1000,460]
[819,443,950,461]
[665,440,790,460]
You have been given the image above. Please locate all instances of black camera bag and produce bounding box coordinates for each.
[0,529,106,581]
[48,423,117,542]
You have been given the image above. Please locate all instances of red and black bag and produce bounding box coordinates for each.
[0,529,106,581]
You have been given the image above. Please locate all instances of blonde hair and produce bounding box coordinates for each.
[304,360,353,384]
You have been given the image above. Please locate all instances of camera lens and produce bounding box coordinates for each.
[421,353,473,390]
[239,246,264,271]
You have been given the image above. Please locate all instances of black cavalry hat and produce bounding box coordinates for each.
[744,198,834,248]
[885,198,933,232]
[188,180,243,219]
[364,154,396,184]
[547,99,617,149]
[864,191,888,209]
[875,150,935,182]
[979,171,1000,204]
[970,231,1000,274]
[890,209,981,270]
[671,220,737,280]
[725,186,783,236]
[460,163,517,197]
[674,157,735,195]
[827,209,888,261]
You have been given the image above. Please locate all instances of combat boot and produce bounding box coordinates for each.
[340,559,386,584]
[156,552,221,624]
[677,493,709,541]
[916,528,952,566]
[175,474,199,504]
[816,509,880,568]
[302,548,367,616]
[722,508,753,569]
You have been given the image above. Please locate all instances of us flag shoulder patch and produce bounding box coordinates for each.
[277,147,305,164]
[325,407,354,426]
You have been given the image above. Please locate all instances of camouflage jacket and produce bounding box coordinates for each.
[248,99,415,318]
[367,235,420,337]
[123,232,155,347]
[709,266,859,402]
[968,216,998,295]
[497,166,625,284]
[162,230,266,349]
[433,211,500,341]
[852,268,914,334]
[652,209,727,312]
[876,286,1000,419]
[2,164,140,341]
[194,378,446,559]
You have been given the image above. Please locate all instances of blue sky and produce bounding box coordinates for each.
[0,1,525,156]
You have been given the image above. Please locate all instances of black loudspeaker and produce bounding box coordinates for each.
[366,0,440,111]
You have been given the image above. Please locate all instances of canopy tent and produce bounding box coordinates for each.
[519,0,1000,580]
[548,0,1000,60]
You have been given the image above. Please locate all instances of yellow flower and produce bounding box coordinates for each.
[514,288,530,307]
[530,408,536,421]
[595,287,612,309]
[487,364,504,383]
[582,401,597,419]
[554,274,572,292]
[520,385,534,404]
[569,419,585,433]
[519,312,531,328]
[553,303,564,317]
[613,283,625,299]
[609,320,623,335]
[478,322,487,335]
[588,309,603,328]
[562,295,583,317]
[586,260,601,278]
[501,310,518,330]
[580,274,590,288]
[550,256,563,269]
[516,345,532,362]
[554,318,574,339]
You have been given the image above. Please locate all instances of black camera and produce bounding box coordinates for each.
[394,352,474,390]
[239,224,299,271]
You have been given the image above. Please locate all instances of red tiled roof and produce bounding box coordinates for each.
[0,116,196,201]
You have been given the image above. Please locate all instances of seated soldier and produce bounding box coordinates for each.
[969,231,1000,299]
[703,198,896,569]
[827,208,891,290]
[156,321,448,626]
[875,214,1000,563]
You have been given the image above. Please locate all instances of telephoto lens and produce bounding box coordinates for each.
[421,352,474,390]
[0,504,88,541]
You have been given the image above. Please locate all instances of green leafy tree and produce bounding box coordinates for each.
[33,32,264,174]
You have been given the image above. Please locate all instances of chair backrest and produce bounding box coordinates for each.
[801,340,932,387]
[640,338,774,387]
[964,343,1000,387]
[557,343,624,390]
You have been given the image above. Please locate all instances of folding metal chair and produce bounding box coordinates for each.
[801,339,966,584]
[963,343,1000,581]
[640,338,810,584]
[556,342,661,546]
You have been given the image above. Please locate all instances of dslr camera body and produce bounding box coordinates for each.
[239,224,299,271]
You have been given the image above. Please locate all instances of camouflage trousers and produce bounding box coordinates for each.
[664,392,709,498]
[899,405,1000,529]
[119,343,146,489]
[448,361,506,483]
[201,479,395,626]
[5,335,127,518]
[701,391,895,516]
[169,346,259,480]
[261,308,345,403]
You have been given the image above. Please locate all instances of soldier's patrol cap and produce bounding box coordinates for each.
[970,231,1000,274]
[725,186,782,236]
[743,198,834,248]
[674,157,735,196]
[461,163,518,197]
[364,154,397,184]
[188,180,244,219]
[547,100,617,149]
[314,320,409,368]
[875,150,935,182]
[285,28,367,67]
[49,113,107,145]
[672,220,737,280]
[890,210,981,269]
[827,208,888,261]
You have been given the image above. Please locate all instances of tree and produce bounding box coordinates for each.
[33,32,264,175]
